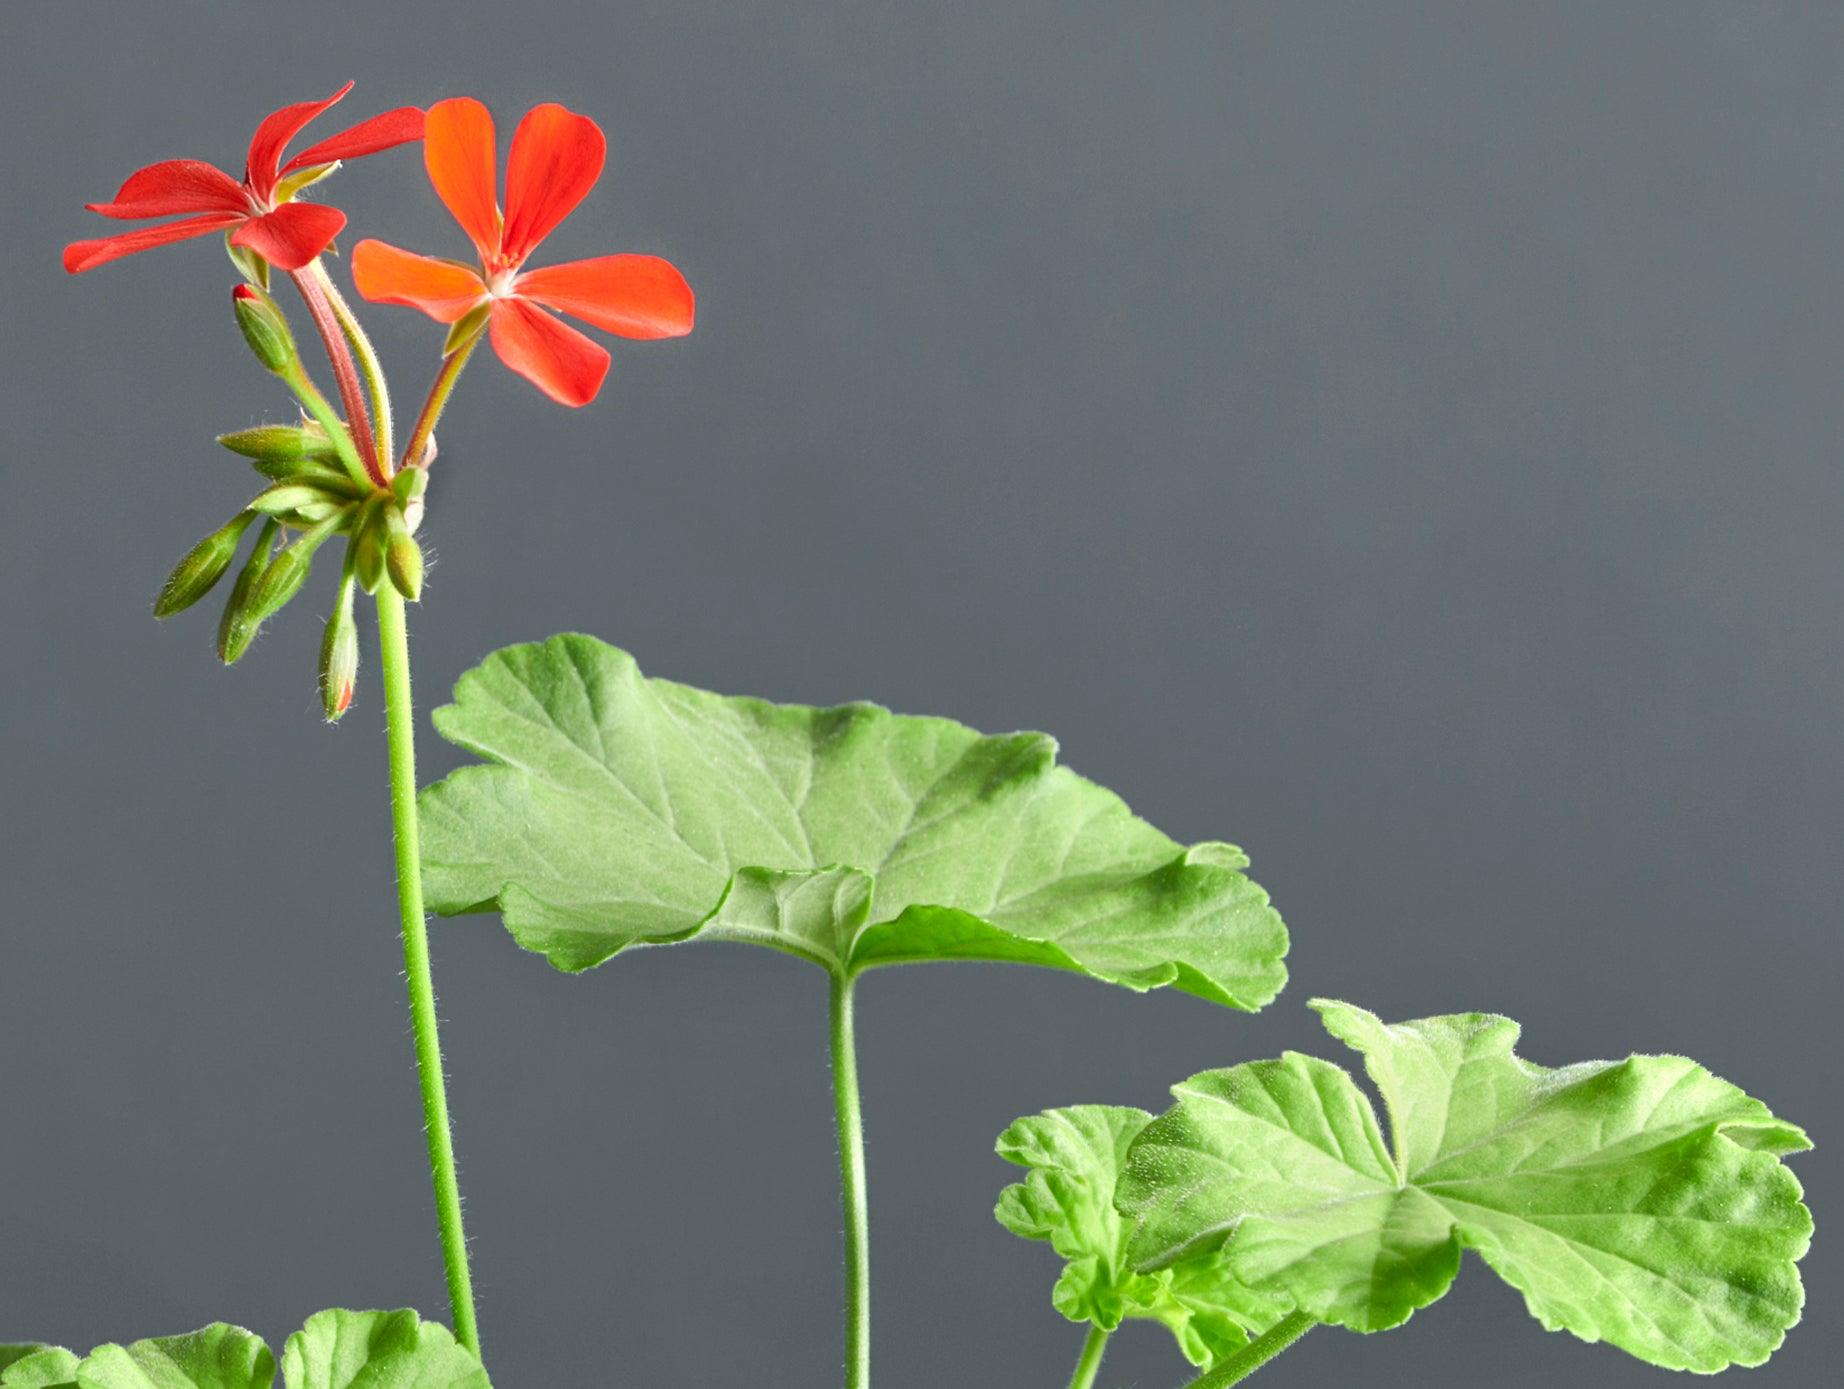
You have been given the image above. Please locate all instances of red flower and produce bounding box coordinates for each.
[351,98,694,407]
[64,82,424,275]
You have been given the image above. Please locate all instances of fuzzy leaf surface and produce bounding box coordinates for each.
[280,1310,486,1389]
[2,1349,77,1389]
[1117,999,1813,1372]
[996,1104,1286,1367]
[76,1327,272,1389]
[420,636,1287,1007]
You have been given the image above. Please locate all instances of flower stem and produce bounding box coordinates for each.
[1066,1325,1111,1389]
[375,585,481,1356]
[290,263,383,485]
[1178,1312,1315,1389]
[311,260,394,475]
[828,972,870,1389]
[400,337,480,472]
[277,359,371,493]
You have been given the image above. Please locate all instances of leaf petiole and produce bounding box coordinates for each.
[1065,1325,1111,1389]
[829,972,870,1389]
[1174,1312,1314,1389]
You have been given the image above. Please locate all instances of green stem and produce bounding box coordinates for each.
[1179,1312,1315,1389]
[400,337,480,472]
[278,360,372,493]
[312,260,394,476]
[1066,1325,1111,1389]
[376,586,481,1356]
[829,972,870,1389]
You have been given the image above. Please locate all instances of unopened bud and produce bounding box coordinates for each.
[218,423,339,471]
[352,498,387,594]
[154,512,256,618]
[231,284,296,373]
[319,578,359,722]
[386,530,425,602]
[248,514,342,622]
[251,482,346,517]
[218,519,280,664]
[390,465,429,533]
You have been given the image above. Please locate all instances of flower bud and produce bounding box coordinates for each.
[218,423,339,470]
[319,577,359,722]
[248,514,341,622]
[154,512,256,618]
[390,465,429,534]
[386,530,425,602]
[218,519,280,664]
[250,482,347,517]
[231,284,296,373]
[352,498,387,594]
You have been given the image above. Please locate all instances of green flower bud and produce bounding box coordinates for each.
[386,530,425,602]
[250,482,347,517]
[218,423,339,469]
[352,497,387,595]
[390,464,429,534]
[319,573,359,723]
[218,519,280,665]
[248,513,342,622]
[154,512,257,618]
[231,284,296,373]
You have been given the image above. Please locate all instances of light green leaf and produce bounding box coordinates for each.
[1118,999,1813,1373]
[76,1326,273,1389]
[996,1105,1287,1368]
[422,639,1292,1382]
[280,1310,485,1389]
[2,1348,78,1389]
[419,636,1287,1008]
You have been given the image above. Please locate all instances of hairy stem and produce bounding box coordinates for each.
[311,260,394,475]
[376,586,481,1355]
[277,360,371,493]
[1179,1312,1315,1388]
[829,973,871,1389]
[290,263,383,484]
[400,337,481,472]
[1066,1325,1111,1389]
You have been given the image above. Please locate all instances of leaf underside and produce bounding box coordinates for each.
[995,1104,1289,1368]
[419,635,1288,1008]
[1116,999,1813,1373]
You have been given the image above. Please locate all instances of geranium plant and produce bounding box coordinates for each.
[23,80,1812,1389]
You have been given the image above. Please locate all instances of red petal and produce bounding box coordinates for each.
[351,240,487,322]
[515,255,694,339]
[283,106,427,175]
[231,202,348,270]
[501,104,605,266]
[63,212,244,273]
[246,82,355,202]
[424,97,501,262]
[85,159,248,220]
[489,298,611,407]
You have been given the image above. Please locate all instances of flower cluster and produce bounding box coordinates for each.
[66,85,694,718]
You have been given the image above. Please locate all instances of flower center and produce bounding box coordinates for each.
[486,265,520,298]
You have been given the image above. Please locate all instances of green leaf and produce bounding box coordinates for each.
[420,636,1288,1008]
[1117,999,1814,1373]
[280,1310,486,1389]
[76,1326,273,1389]
[996,1105,1287,1368]
[2,1348,78,1389]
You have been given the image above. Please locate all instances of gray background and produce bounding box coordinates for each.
[1,2,1836,1386]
